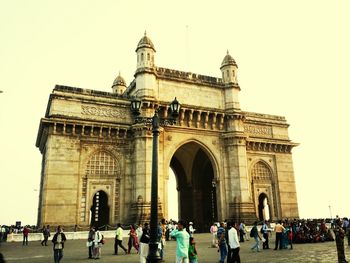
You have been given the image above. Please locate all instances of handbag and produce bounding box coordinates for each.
[86,241,92,247]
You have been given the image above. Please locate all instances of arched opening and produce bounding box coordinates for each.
[167,168,179,221]
[90,190,109,228]
[258,193,270,221]
[170,142,217,232]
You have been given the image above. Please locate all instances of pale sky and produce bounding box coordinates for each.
[1,0,349,225]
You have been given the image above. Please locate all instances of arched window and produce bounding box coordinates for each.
[251,161,271,181]
[147,53,150,61]
[86,151,119,176]
[141,53,144,61]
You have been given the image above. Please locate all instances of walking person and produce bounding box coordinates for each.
[274,220,285,250]
[52,226,66,263]
[22,226,29,246]
[127,225,139,254]
[217,222,227,263]
[114,223,127,255]
[170,220,190,263]
[188,237,198,263]
[139,223,150,263]
[250,221,261,252]
[334,218,348,263]
[228,221,240,263]
[87,226,95,259]
[41,225,50,246]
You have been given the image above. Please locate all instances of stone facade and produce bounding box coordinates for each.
[36,33,299,230]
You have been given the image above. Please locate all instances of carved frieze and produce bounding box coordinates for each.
[82,105,128,119]
[244,124,272,137]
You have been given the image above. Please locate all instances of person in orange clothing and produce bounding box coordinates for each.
[274,220,285,250]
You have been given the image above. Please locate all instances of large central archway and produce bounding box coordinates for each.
[170,142,217,232]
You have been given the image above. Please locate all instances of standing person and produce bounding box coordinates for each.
[114,223,127,255]
[128,225,139,254]
[228,222,240,263]
[217,222,227,263]
[261,220,270,249]
[250,221,261,252]
[188,237,198,263]
[239,222,245,242]
[160,219,167,261]
[139,223,150,263]
[87,226,95,259]
[41,225,50,246]
[52,226,66,263]
[93,228,102,259]
[334,218,348,263]
[188,222,196,237]
[170,220,190,263]
[210,222,218,247]
[274,220,285,250]
[22,226,29,246]
[286,222,293,250]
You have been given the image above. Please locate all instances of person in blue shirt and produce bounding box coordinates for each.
[217,222,227,263]
[170,220,190,263]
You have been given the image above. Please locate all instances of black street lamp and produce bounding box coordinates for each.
[131,97,180,263]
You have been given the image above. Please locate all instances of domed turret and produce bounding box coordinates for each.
[220,50,238,84]
[111,72,127,95]
[136,31,156,69]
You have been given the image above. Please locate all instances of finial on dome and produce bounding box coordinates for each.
[144,30,147,36]
[227,50,229,55]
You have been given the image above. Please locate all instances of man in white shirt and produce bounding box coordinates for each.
[228,222,240,263]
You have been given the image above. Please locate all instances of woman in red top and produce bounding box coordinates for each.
[127,225,139,254]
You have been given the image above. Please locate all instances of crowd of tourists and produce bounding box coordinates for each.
[1,217,349,263]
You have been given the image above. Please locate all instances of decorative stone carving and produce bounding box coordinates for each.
[82,105,127,119]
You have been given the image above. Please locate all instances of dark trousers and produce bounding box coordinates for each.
[230,247,241,263]
[336,237,347,263]
[88,245,93,258]
[22,235,28,245]
[274,232,282,250]
[262,233,269,249]
[41,235,49,246]
[114,238,127,254]
[53,249,63,263]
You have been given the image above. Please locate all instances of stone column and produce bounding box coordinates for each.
[224,114,256,223]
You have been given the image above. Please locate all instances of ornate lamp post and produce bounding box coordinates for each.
[131,97,180,263]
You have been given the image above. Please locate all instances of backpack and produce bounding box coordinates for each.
[99,234,105,245]
[260,227,264,234]
[250,227,256,237]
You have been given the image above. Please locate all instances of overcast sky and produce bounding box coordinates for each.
[1,0,349,225]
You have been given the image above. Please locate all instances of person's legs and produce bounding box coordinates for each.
[232,247,240,263]
[88,245,93,258]
[53,249,59,263]
[58,249,63,262]
[114,237,118,254]
[118,240,127,253]
[219,244,227,263]
[274,233,281,250]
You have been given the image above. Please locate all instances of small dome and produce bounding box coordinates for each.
[112,72,126,87]
[135,31,156,52]
[220,50,237,69]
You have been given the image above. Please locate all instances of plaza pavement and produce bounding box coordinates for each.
[0,233,349,262]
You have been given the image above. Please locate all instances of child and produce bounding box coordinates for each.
[188,237,198,263]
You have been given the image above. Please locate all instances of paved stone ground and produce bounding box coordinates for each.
[0,233,349,262]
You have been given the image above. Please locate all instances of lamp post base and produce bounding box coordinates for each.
[146,242,161,263]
